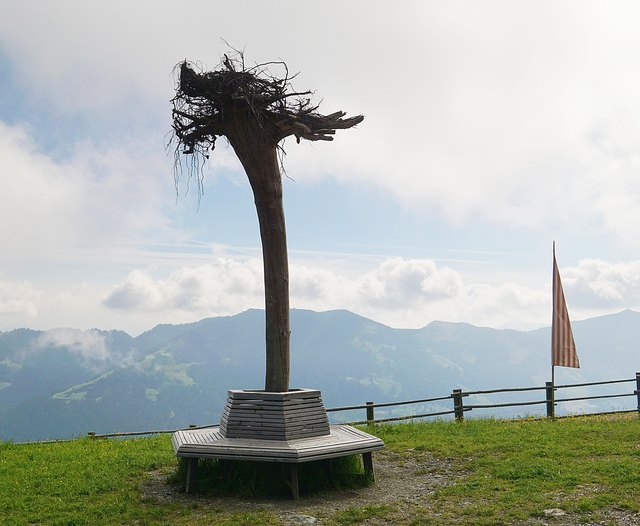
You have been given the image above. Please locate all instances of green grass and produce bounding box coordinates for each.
[0,436,178,526]
[369,414,640,524]
[1,415,639,525]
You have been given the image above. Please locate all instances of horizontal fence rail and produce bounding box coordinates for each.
[326,394,453,413]
[331,372,640,425]
[7,372,640,444]
[78,372,640,438]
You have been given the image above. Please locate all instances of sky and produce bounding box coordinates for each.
[2,1,640,336]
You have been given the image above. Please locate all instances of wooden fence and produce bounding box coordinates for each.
[21,372,639,443]
[326,372,640,425]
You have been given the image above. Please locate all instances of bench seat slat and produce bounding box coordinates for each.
[173,424,384,464]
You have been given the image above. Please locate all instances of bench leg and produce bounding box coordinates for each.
[185,457,198,494]
[290,464,300,500]
[362,452,374,482]
[325,458,335,484]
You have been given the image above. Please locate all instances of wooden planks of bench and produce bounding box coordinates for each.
[172,424,384,498]
[173,424,383,463]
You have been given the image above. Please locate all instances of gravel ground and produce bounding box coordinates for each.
[140,449,640,525]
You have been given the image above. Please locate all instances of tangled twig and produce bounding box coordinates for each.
[169,52,363,192]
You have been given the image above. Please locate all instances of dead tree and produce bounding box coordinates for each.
[170,54,363,392]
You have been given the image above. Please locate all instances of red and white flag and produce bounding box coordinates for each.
[552,246,580,368]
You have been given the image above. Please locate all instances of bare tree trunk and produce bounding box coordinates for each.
[172,60,363,395]
[227,115,290,393]
[254,182,290,393]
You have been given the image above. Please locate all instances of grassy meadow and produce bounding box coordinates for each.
[1,415,639,525]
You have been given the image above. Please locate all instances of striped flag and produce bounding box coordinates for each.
[552,245,580,368]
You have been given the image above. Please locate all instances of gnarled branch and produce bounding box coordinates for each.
[170,53,364,175]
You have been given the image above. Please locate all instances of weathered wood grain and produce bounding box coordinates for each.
[172,423,384,498]
[172,424,384,463]
[220,389,330,440]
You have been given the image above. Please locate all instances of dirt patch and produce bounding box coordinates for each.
[139,451,640,525]
[140,448,461,522]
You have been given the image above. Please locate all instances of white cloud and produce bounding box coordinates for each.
[0,277,40,317]
[563,259,640,309]
[276,2,640,245]
[101,256,549,329]
[0,2,177,115]
[103,259,264,314]
[4,1,640,246]
[31,327,139,372]
[3,1,640,333]
[456,283,548,330]
[36,328,110,363]
[358,259,463,308]
[0,122,171,262]
[2,1,640,249]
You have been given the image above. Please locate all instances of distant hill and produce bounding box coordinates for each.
[1,309,639,442]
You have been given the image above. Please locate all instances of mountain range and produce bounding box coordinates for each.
[1,308,639,442]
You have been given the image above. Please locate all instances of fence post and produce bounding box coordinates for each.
[366,401,375,424]
[635,372,640,415]
[452,389,464,422]
[545,382,555,419]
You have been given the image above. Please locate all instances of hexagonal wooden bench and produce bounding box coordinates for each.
[172,389,384,499]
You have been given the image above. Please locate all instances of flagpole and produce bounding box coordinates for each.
[551,241,556,420]
[550,240,579,419]
[551,364,555,420]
